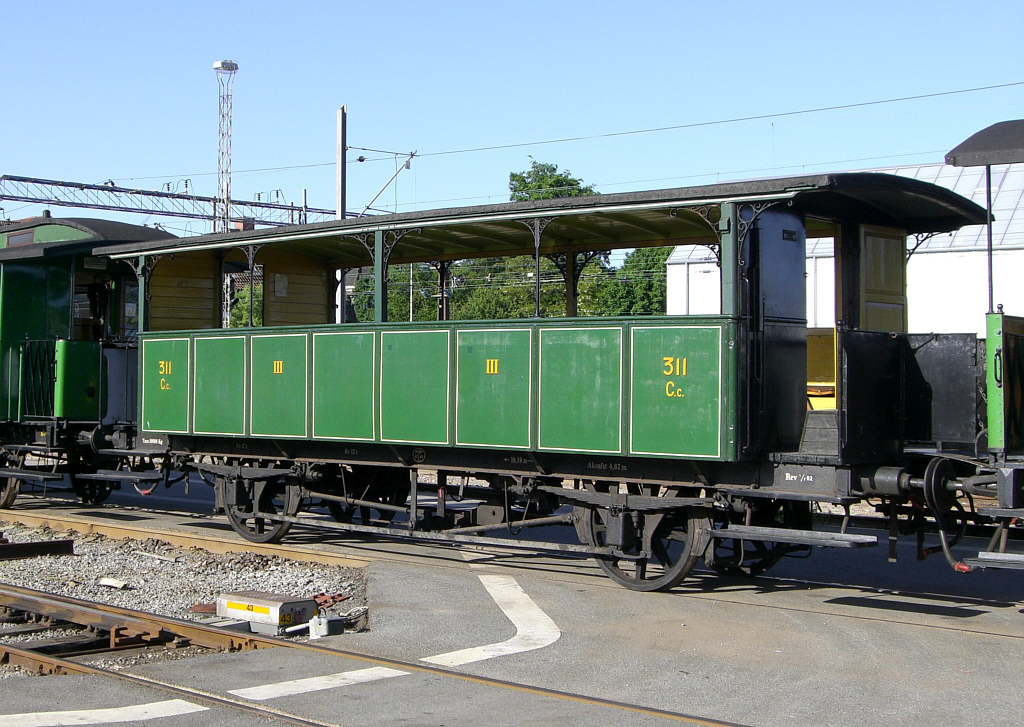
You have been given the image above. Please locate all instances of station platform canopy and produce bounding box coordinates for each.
[94,172,985,266]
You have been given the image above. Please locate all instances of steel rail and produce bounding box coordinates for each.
[0,583,751,727]
[0,582,281,652]
[263,510,612,555]
[0,509,369,568]
[0,643,345,727]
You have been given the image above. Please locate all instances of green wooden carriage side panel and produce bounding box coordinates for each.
[988,312,1024,454]
[250,333,308,438]
[629,325,724,458]
[193,336,246,436]
[456,328,532,449]
[312,332,376,441]
[380,330,449,444]
[140,337,190,433]
[54,340,102,421]
[538,327,622,453]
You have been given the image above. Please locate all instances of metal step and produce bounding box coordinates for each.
[74,470,163,483]
[2,445,64,454]
[978,507,1024,519]
[710,524,877,548]
[0,469,64,483]
[962,551,1024,570]
[95,449,167,458]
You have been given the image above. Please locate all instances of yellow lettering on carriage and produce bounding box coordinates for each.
[486,358,499,375]
[662,356,687,377]
[662,356,687,397]
[273,360,284,374]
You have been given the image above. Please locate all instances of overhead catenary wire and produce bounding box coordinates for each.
[110,81,1024,185]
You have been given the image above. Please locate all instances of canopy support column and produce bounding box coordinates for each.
[128,254,163,334]
[242,244,263,327]
[354,228,419,323]
[432,261,453,321]
[986,164,994,313]
[518,218,553,318]
[373,231,386,323]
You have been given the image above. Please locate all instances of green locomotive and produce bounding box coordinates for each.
[3,172,1022,591]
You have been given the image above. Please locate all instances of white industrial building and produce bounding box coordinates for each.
[666,163,1023,336]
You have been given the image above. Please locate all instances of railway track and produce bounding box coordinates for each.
[0,503,370,570]
[3,497,1020,632]
[1,582,751,727]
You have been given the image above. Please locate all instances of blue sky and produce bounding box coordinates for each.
[1,1,1022,236]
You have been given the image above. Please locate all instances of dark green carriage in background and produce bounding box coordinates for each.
[0,217,171,507]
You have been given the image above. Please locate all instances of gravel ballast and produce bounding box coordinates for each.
[0,522,366,677]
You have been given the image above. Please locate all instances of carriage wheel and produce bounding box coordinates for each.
[575,483,710,592]
[0,453,25,509]
[0,476,19,509]
[71,478,114,506]
[221,477,302,543]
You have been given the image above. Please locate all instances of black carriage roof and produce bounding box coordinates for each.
[0,217,175,261]
[93,172,986,267]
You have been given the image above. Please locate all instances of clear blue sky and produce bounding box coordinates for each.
[2,0,1022,236]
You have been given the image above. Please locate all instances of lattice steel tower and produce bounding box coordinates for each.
[213,60,238,233]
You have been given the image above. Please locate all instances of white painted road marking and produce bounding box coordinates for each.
[3,699,208,726]
[224,570,561,699]
[421,573,561,667]
[229,665,408,700]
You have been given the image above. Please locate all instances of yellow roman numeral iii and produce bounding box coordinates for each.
[486,358,499,375]
[273,360,284,374]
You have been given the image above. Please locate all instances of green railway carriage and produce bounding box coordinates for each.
[6,171,1024,591]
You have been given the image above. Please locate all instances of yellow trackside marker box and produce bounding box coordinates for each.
[215,591,317,635]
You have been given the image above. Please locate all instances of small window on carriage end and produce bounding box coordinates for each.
[7,230,33,246]
[72,274,110,341]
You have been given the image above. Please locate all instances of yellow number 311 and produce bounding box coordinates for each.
[662,357,686,377]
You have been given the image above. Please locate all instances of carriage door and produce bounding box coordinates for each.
[835,225,907,462]
[859,225,907,333]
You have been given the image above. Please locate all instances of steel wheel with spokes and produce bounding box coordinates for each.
[575,483,710,592]
[221,477,301,543]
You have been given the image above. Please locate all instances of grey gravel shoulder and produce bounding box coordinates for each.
[0,523,366,677]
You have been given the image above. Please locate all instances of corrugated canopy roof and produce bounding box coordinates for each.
[95,173,984,267]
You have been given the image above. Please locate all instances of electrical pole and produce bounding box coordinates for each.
[214,60,238,233]
[337,105,347,220]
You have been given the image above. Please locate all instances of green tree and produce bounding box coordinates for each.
[450,256,565,319]
[228,283,263,327]
[602,247,672,315]
[351,264,439,323]
[508,158,597,201]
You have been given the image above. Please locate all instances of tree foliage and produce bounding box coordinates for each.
[351,162,674,322]
[602,247,672,315]
[228,284,263,327]
[351,264,438,323]
[508,159,596,202]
